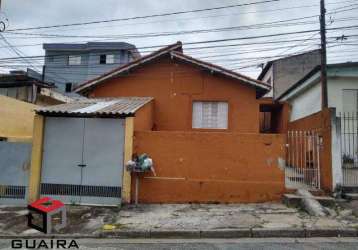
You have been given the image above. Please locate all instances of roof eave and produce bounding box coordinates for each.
[170,52,270,92]
[74,42,183,93]
[257,61,273,80]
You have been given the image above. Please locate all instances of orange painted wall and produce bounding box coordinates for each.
[288,108,333,191]
[134,100,154,131]
[274,102,290,134]
[133,131,286,203]
[90,56,260,133]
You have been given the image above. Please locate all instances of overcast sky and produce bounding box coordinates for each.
[1,0,357,78]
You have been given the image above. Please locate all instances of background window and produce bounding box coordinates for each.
[68,55,81,65]
[100,54,106,64]
[106,54,114,64]
[65,83,72,93]
[192,101,228,129]
[100,54,114,64]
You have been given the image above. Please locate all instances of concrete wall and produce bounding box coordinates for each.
[286,75,358,122]
[262,65,274,98]
[290,82,321,121]
[0,86,34,103]
[133,131,285,203]
[288,109,334,191]
[328,77,358,114]
[0,95,37,140]
[273,50,321,98]
[90,56,261,133]
[44,49,133,91]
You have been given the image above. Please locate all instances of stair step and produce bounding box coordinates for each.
[283,193,335,207]
[343,193,358,200]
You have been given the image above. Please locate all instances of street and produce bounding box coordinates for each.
[0,238,358,250]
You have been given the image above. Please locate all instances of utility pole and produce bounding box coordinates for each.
[320,0,328,109]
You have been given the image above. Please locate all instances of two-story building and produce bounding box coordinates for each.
[258,50,321,98]
[43,42,140,92]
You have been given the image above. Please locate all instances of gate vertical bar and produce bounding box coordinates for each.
[317,131,321,189]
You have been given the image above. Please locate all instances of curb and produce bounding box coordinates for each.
[200,229,251,238]
[251,228,306,238]
[150,230,200,238]
[305,228,357,237]
[0,228,357,239]
[0,234,101,239]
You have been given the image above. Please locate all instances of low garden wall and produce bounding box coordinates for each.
[132,131,286,203]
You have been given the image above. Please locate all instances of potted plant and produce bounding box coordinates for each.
[343,154,355,168]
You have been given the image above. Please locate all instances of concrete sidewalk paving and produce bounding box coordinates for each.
[1,202,358,238]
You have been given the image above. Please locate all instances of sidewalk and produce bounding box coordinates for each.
[1,202,358,238]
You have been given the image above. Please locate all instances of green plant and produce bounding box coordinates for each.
[343,154,354,164]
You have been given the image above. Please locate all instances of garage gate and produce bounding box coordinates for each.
[40,117,124,206]
[0,142,31,205]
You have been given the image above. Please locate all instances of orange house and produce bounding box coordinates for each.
[75,42,287,203]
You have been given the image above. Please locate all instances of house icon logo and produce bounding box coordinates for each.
[27,197,67,234]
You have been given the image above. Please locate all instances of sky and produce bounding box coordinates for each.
[0,0,357,78]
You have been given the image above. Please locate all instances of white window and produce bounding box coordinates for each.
[68,55,81,65]
[192,101,228,129]
[106,54,115,64]
[100,54,115,64]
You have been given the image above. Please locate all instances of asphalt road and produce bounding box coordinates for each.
[1,238,358,250]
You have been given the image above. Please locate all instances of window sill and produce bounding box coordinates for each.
[191,128,229,132]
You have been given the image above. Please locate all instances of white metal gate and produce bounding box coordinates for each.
[340,112,358,187]
[285,130,321,190]
[40,117,125,206]
[0,142,31,205]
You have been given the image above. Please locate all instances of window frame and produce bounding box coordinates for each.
[191,100,230,131]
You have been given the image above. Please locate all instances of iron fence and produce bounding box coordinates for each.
[339,112,358,186]
[285,130,321,190]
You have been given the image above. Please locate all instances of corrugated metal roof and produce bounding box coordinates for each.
[35,97,153,117]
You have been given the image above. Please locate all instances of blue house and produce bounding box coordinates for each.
[43,42,140,92]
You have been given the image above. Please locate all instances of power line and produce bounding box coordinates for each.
[6,0,280,32]
[6,7,358,41]
[0,31,355,64]
[5,16,321,39]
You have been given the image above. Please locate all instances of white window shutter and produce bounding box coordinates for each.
[107,54,115,64]
[217,102,228,129]
[192,101,228,129]
[192,102,203,128]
